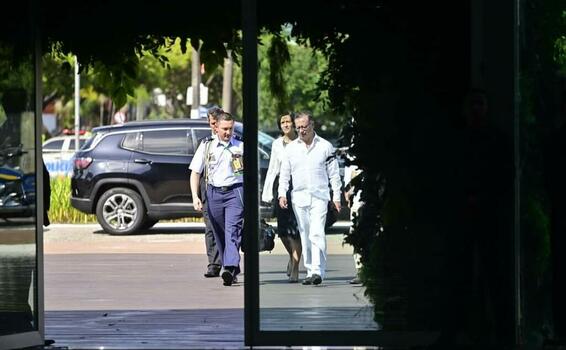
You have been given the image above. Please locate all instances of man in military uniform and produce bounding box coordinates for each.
[189,111,244,286]
[191,107,224,278]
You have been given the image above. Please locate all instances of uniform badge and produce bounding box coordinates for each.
[231,154,243,176]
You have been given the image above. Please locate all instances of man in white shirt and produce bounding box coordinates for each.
[278,112,342,285]
[189,112,244,286]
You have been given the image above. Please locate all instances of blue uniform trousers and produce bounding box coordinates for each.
[200,176,221,270]
[206,183,244,275]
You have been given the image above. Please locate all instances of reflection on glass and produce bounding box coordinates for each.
[519,3,561,344]
[0,39,38,335]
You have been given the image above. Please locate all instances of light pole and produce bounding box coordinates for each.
[222,49,233,113]
[74,55,80,151]
[190,44,201,119]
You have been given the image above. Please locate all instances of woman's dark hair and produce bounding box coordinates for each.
[277,112,296,133]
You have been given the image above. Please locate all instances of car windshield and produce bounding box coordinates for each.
[43,139,64,151]
[81,131,105,150]
[258,131,274,150]
[233,122,274,151]
[69,139,87,150]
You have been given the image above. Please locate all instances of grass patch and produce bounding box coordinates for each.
[48,176,202,224]
[49,176,97,224]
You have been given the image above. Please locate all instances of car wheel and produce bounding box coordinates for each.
[96,187,146,235]
[140,218,158,230]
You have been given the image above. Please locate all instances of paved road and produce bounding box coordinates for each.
[43,222,378,348]
[43,221,352,255]
[44,221,364,310]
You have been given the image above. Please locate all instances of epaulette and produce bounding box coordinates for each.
[233,134,243,141]
[199,135,214,144]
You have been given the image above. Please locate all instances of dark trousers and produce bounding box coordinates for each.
[206,184,244,275]
[200,178,221,270]
[203,204,222,270]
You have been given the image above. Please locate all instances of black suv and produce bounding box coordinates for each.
[70,119,273,235]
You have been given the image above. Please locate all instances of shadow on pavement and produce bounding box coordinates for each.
[92,226,205,236]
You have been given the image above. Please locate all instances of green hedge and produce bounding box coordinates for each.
[48,177,201,224]
[49,176,97,224]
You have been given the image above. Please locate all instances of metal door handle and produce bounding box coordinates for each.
[134,159,152,164]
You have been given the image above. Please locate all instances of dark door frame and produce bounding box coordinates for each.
[0,0,45,348]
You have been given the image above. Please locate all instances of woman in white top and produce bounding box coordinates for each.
[262,113,302,282]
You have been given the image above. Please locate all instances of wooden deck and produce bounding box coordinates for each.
[45,309,245,349]
[44,254,378,349]
[45,306,379,349]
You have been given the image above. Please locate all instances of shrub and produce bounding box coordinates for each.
[47,176,202,224]
[48,176,96,224]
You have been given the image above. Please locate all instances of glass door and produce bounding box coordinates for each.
[0,0,44,348]
[243,0,525,347]
[242,0,479,347]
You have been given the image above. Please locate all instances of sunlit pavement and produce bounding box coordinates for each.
[43,221,358,310]
[43,221,353,255]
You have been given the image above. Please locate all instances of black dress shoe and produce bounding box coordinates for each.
[302,276,313,285]
[222,268,235,286]
[204,267,220,278]
[311,274,322,285]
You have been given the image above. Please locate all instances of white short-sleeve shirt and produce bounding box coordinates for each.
[189,136,244,187]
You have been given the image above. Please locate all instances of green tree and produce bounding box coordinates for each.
[235,31,340,135]
[41,38,232,131]
[258,33,338,134]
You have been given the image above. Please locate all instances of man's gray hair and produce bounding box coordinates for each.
[295,111,313,124]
